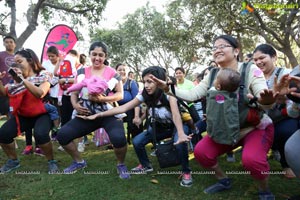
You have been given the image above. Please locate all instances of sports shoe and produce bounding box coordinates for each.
[77,142,85,153]
[0,159,20,173]
[272,150,281,162]
[258,190,275,200]
[83,136,89,145]
[48,160,59,174]
[180,173,193,187]
[117,164,131,179]
[22,145,33,155]
[34,148,44,156]
[150,150,156,157]
[63,160,87,174]
[51,135,57,141]
[204,178,232,194]
[226,153,236,162]
[57,146,65,151]
[131,164,153,173]
[51,132,57,141]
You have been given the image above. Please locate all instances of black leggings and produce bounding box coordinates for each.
[0,114,52,144]
[60,95,73,126]
[57,116,126,148]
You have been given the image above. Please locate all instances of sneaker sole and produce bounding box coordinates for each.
[34,152,45,157]
[63,165,87,174]
[22,152,33,155]
[1,164,21,173]
[180,181,193,187]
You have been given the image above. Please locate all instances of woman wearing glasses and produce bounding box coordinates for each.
[150,35,276,199]
[0,48,58,173]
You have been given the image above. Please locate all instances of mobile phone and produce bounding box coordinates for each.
[8,68,23,83]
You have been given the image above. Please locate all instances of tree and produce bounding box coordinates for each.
[0,0,108,49]
[166,0,300,67]
[91,4,204,75]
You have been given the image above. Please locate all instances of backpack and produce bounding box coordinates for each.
[59,60,74,90]
[206,62,263,145]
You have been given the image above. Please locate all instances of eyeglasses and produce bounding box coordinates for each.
[212,44,232,51]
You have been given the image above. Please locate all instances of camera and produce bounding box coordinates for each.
[8,68,23,83]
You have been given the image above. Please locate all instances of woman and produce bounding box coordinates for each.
[253,44,297,178]
[0,48,58,173]
[56,41,130,179]
[150,35,276,199]
[78,66,193,187]
[43,46,62,140]
[115,63,142,144]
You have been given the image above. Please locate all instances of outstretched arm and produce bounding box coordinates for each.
[77,97,141,120]
[169,96,192,145]
[149,74,207,102]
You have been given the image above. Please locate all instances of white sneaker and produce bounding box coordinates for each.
[57,146,65,151]
[77,142,85,153]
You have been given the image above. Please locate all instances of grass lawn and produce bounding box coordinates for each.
[0,119,299,200]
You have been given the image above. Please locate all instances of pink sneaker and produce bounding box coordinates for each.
[34,147,44,156]
[22,145,33,155]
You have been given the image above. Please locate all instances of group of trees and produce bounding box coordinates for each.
[1,0,299,78]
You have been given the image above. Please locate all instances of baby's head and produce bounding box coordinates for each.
[214,68,240,92]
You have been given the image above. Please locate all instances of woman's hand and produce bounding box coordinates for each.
[73,100,91,115]
[257,89,277,105]
[174,133,192,145]
[89,93,106,103]
[77,114,98,120]
[287,75,300,98]
[273,74,291,95]
[0,71,6,79]
[133,117,142,127]
[58,78,67,85]
[149,75,170,92]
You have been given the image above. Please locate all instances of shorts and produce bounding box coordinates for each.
[0,96,9,115]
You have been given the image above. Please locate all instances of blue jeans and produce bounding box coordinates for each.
[132,124,191,173]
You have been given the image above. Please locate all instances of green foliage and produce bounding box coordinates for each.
[166,0,299,67]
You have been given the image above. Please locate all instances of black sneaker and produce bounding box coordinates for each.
[131,164,153,173]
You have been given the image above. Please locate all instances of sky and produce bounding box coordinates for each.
[0,0,166,57]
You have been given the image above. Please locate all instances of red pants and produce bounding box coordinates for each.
[194,124,274,180]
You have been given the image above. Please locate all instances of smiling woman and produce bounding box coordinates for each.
[149,35,277,199]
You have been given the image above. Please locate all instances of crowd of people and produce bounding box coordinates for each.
[0,34,299,199]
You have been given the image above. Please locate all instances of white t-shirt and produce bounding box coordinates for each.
[43,59,59,98]
[136,93,173,124]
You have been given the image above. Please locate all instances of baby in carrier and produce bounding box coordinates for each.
[212,68,272,130]
[67,75,126,119]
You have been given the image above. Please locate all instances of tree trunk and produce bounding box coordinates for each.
[282,46,299,68]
